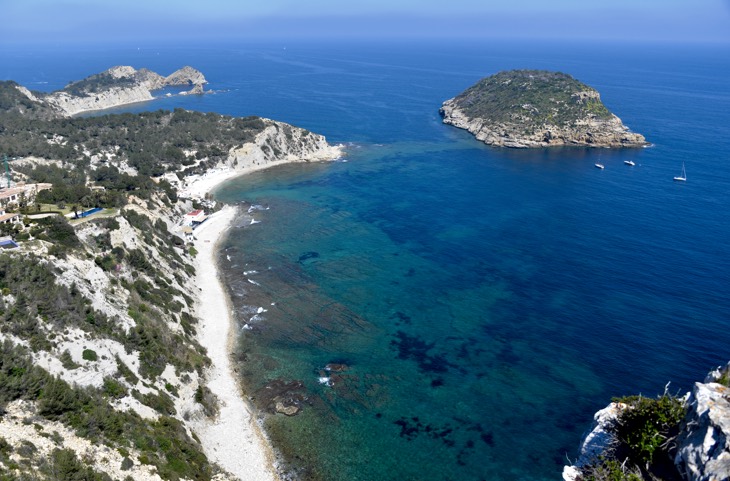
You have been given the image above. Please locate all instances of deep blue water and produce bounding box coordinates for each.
[3,39,730,481]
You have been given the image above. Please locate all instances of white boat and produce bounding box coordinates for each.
[624,160,635,166]
[595,163,604,169]
[673,162,687,182]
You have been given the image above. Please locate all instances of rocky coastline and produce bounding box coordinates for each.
[19,65,208,116]
[440,70,648,149]
[0,67,343,480]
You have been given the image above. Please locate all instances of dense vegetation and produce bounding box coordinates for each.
[0,209,215,479]
[581,393,686,481]
[450,70,613,128]
[0,341,211,480]
[0,71,307,480]
[0,81,56,119]
[2,108,268,177]
[63,71,138,96]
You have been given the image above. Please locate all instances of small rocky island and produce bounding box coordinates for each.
[440,70,647,148]
[16,65,208,116]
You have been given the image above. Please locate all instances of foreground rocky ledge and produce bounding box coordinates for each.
[564,362,730,481]
[440,70,648,149]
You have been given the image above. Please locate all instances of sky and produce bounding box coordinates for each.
[3,0,730,45]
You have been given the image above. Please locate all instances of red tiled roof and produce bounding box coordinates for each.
[0,212,20,223]
[186,209,204,216]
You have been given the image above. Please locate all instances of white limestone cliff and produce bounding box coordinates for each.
[674,362,730,481]
[226,120,343,172]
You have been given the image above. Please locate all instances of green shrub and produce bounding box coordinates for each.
[613,393,686,465]
[164,382,179,398]
[50,448,108,481]
[82,349,98,362]
[583,458,643,481]
[103,377,127,399]
[60,350,79,370]
[717,369,730,387]
[36,215,80,249]
[134,390,176,416]
[38,377,78,418]
[116,357,139,385]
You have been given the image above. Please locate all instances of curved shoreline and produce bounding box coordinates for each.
[185,154,344,480]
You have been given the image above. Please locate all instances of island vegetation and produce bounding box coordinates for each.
[440,69,648,148]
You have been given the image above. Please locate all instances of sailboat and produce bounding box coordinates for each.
[673,162,687,182]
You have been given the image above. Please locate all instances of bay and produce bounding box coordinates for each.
[3,39,729,481]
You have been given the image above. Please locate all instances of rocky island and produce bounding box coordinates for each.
[14,65,208,116]
[440,70,648,148]
[0,68,342,481]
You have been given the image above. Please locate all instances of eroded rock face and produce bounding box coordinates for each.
[43,85,155,117]
[440,100,647,149]
[562,402,626,481]
[226,120,343,172]
[165,66,207,87]
[674,363,730,481]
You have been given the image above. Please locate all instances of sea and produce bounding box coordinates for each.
[2,38,729,481]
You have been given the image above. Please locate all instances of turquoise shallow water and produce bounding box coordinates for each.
[211,41,730,481]
[3,39,730,481]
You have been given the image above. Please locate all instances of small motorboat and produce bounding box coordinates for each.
[594,163,605,169]
[624,160,635,166]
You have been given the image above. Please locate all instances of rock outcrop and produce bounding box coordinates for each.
[674,362,730,481]
[563,402,625,481]
[440,70,647,149]
[28,66,208,116]
[565,363,730,481]
[225,120,342,173]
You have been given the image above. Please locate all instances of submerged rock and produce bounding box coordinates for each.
[252,379,307,416]
[274,398,301,416]
[325,363,349,372]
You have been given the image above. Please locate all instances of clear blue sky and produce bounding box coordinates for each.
[4,0,730,44]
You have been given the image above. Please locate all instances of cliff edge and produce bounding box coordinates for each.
[440,70,647,149]
[564,362,730,481]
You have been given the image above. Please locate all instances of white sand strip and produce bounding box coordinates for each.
[191,205,278,481]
